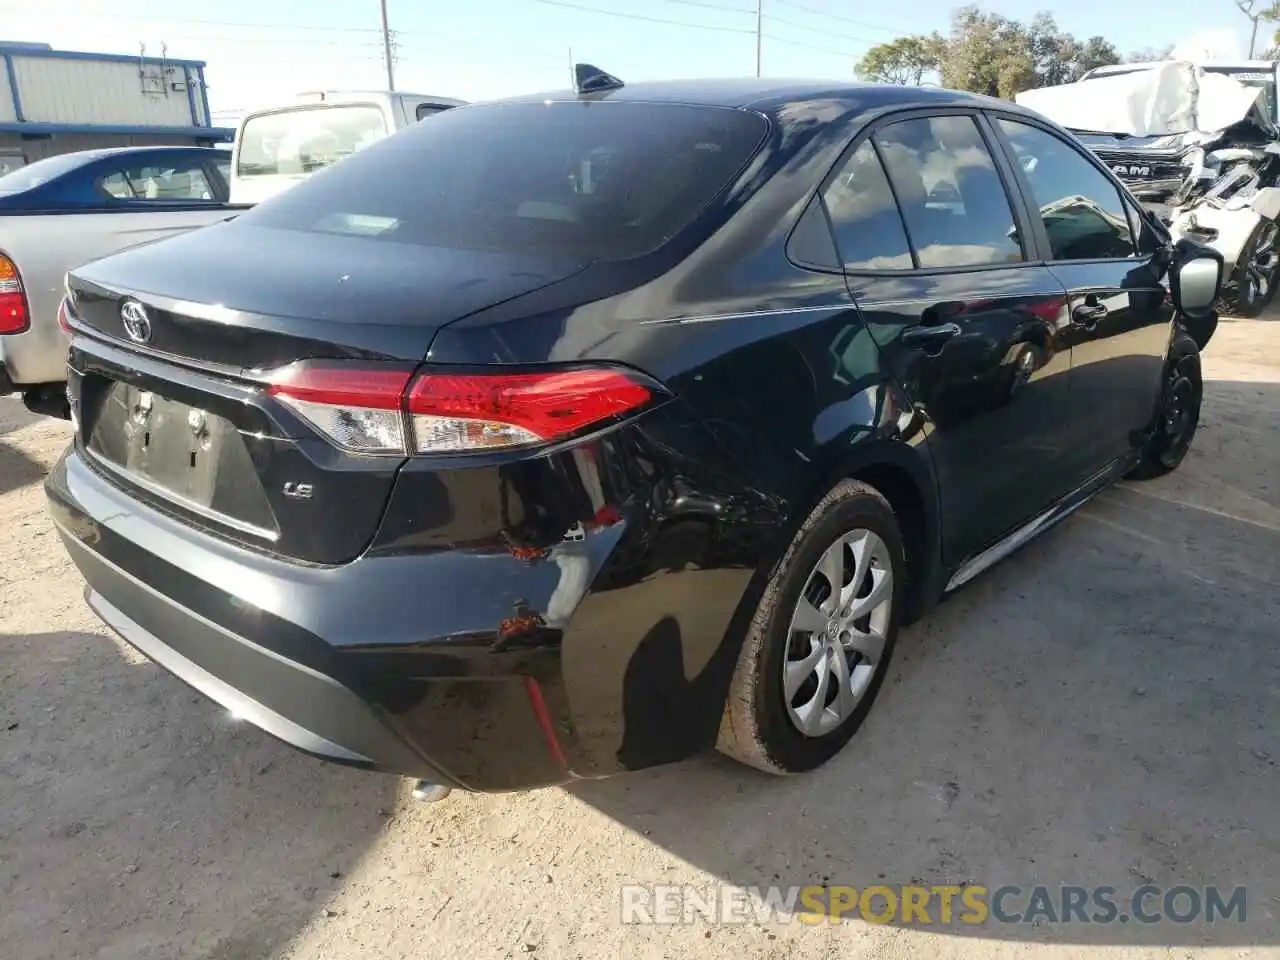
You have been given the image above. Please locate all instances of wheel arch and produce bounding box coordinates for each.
[788,438,943,625]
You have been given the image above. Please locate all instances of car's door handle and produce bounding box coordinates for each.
[1072,302,1108,329]
[902,322,961,350]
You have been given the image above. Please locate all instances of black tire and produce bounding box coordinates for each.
[717,480,905,774]
[1220,218,1278,318]
[1127,331,1202,481]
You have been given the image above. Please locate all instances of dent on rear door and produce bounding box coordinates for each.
[854,268,1074,566]
[824,113,1077,566]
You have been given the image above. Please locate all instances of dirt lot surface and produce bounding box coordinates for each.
[2,321,1278,960]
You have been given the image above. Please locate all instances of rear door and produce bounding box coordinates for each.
[990,115,1172,486]
[832,110,1076,567]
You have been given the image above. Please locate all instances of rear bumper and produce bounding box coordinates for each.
[0,317,68,388]
[83,580,399,770]
[46,428,772,790]
[47,447,585,790]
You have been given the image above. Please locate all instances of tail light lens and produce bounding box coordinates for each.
[408,370,651,454]
[267,364,654,456]
[57,297,72,334]
[267,366,413,454]
[0,254,29,334]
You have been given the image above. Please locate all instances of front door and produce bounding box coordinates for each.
[991,116,1173,485]
[825,112,1077,567]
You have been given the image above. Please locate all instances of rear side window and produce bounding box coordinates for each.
[997,118,1137,260]
[874,116,1023,268]
[821,140,913,270]
[237,104,388,178]
[99,160,216,200]
[242,101,767,262]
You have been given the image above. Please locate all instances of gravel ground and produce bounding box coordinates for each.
[1,321,1278,959]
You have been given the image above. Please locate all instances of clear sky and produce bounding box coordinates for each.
[0,0,1263,116]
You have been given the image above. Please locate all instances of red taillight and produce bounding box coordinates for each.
[265,363,653,456]
[57,297,72,335]
[0,254,29,335]
[407,369,651,454]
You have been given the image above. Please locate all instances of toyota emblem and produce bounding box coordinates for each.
[119,299,152,344]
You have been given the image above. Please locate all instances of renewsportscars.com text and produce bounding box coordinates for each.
[620,884,1248,926]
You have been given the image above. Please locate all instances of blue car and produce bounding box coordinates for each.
[0,146,230,210]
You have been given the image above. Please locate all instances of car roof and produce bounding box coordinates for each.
[52,145,221,163]
[490,79,1039,138]
[498,77,1019,116]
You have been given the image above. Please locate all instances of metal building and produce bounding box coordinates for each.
[0,42,234,173]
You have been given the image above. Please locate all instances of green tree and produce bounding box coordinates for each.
[855,7,1120,99]
[855,34,944,85]
[1071,36,1123,78]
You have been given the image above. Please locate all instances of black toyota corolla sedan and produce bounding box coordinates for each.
[47,72,1223,794]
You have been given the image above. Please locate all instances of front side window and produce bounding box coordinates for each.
[821,140,913,270]
[997,118,1137,261]
[242,100,767,262]
[99,160,216,201]
[874,115,1023,269]
[237,104,389,178]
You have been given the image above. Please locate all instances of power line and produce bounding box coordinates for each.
[764,12,893,44]
[392,36,568,65]
[660,0,756,13]
[150,35,382,49]
[0,5,384,34]
[771,0,911,37]
[532,0,757,34]
[762,32,865,56]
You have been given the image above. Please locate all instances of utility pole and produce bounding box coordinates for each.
[755,0,763,77]
[380,0,396,91]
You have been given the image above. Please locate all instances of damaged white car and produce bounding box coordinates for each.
[1017,60,1280,315]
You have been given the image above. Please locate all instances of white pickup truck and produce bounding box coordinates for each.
[231,90,467,204]
[0,146,246,416]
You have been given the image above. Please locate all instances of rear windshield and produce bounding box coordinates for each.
[236,104,388,178]
[0,152,92,194]
[239,100,768,261]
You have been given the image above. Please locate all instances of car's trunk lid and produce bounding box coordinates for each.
[69,221,587,368]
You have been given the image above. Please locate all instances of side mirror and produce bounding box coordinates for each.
[1170,239,1224,320]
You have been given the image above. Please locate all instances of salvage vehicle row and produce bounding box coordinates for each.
[1019,58,1280,315]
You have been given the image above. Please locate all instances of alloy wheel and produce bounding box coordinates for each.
[783,528,893,737]
[1162,355,1198,458]
[1243,222,1278,309]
